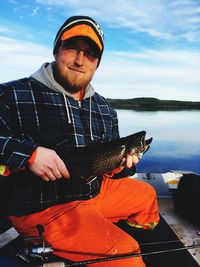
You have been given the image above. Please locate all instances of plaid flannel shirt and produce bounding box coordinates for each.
[0,77,120,215]
[0,77,135,215]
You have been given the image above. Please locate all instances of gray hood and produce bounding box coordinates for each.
[30,62,95,99]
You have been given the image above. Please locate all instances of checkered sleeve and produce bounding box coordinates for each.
[0,84,37,170]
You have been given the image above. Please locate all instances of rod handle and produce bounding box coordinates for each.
[43,262,65,267]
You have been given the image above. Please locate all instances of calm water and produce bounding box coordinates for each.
[117,109,200,174]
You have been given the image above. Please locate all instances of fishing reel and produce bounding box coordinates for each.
[16,224,86,266]
[16,224,54,266]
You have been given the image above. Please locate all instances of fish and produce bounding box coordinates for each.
[56,130,152,183]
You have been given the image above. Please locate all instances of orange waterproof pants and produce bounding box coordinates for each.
[9,177,159,267]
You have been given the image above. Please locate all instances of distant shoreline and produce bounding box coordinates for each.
[106,97,200,111]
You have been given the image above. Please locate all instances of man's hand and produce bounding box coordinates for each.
[105,154,139,178]
[125,154,139,168]
[29,146,70,182]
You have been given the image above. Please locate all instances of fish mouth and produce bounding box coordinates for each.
[127,135,153,158]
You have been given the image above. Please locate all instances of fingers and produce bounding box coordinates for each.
[45,167,61,181]
[29,146,70,182]
[56,159,70,179]
[132,155,139,164]
[126,154,139,168]
[51,166,63,179]
[41,174,51,182]
[43,158,70,182]
[40,167,64,182]
[39,166,70,182]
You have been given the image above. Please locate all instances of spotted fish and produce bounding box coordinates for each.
[56,130,152,183]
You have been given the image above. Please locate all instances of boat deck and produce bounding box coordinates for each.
[159,198,200,265]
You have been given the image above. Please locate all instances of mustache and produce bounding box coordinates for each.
[69,65,85,73]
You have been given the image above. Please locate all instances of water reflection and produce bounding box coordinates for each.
[117,109,200,174]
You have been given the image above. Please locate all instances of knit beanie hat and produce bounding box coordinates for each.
[53,16,104,57]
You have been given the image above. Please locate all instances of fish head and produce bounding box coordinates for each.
[126,131,153,158]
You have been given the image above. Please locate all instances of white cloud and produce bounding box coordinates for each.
[0,36,53,82]
[94,48,200,101]
[0,27,15,33]
[35,0,200,42]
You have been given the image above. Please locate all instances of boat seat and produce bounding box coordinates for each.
[0,216,12,235]
[0,217,24,266]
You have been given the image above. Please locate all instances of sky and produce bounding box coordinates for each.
[0,0,200,101]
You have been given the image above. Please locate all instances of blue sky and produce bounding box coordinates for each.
[0,0,200,100]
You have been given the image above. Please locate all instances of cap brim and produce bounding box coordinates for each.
[61,24,103,52]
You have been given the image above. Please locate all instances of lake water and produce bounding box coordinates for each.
[117,109,200,174]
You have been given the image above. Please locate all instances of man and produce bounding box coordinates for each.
[0,16,159,266]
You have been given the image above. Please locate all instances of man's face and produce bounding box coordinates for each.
[54,37,100,93]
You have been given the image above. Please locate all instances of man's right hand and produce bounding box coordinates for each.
[29,146,70,182]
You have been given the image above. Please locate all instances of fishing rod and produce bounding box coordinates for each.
[17,224,200,267]
[18,239,200,267]
[40,241,200,266]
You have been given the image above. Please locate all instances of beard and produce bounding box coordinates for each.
[53,62,92,94]
[62,78,89,94]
